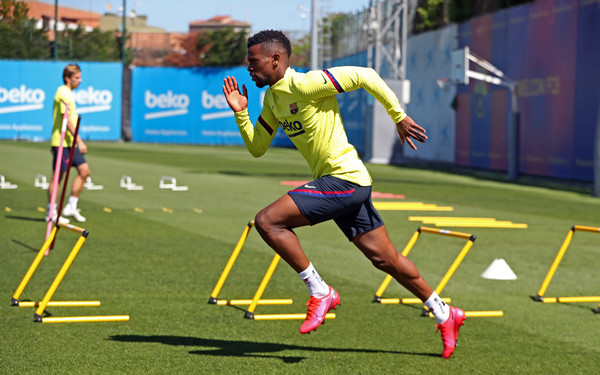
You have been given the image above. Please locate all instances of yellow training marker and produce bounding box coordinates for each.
[410,217,512,223]
[400,297,452,304]
[253,313,336,320]
[162,207,173,213]
[37,206,46,213]
[41,315,130,323]
[541,296,600,303]
[103,207,112,213]
[435,222,528,229]
[5,206,11,212]
[134,207,144,213]
[429,311,503,318]
[215,299,293,306]
[378,297,452,304]
[409,216,497,222]
[373,202,454,211]
[18,301,101,307]
[409,216,527,228]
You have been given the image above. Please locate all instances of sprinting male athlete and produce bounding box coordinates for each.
[222,30,465,358]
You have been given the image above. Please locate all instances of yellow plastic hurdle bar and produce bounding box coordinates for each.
[373,227,502,317]
[209,221,293,307]
[11,223,99,308]
[209,220,334,321]
[242,253,335,321]
[374,227,475,306]
[428,311,504,318]
[11,222,129,323]
[535,225,600,304]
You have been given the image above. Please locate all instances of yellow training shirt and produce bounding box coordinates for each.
[51,85,78,147]
[234,66,406,186]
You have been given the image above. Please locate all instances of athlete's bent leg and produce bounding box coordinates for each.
[352,225,433,301]
[353,225,465,358]
[254,194,312,273]
[255,194,339,334]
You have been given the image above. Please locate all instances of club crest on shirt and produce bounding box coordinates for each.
[289,102,298,114]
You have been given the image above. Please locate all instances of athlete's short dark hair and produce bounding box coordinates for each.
[247,30,292,57]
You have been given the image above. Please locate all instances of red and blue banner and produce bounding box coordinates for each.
[456,0,599,181]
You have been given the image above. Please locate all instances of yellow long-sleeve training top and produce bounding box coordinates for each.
[234,66,407,186]
[51,85,78,147]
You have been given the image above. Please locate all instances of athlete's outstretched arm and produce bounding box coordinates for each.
[223,76,276,157]
[223,76,248,113]
[396,114,427,151]
[298,67,428,150]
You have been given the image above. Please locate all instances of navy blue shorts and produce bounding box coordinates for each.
[287,175,384,241]
[51,146,87,173]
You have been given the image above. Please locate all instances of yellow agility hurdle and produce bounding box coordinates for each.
[209,220,335,322]
[429,311,504,318]
[408,216,528,229]
[243,253,335,321]
[208,221,293,307]
[535,225,600,304]
[11,224,99,308]
[374,226,475,305]
[373,226,501,317]
[373,202,454,211]
[10,222,129,323]
[17,301,101,308]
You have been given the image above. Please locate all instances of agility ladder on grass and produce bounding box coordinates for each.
[535,225,600,305]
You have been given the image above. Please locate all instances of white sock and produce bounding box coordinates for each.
[424,291,450,324]
[47,203,57,216]
[298,263,329,298]
[67,196,79,210]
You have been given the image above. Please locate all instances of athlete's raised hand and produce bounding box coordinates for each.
[396,115,427,151]
[223,76,248,113]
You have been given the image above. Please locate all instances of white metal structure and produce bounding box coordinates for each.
[450,46,519,181]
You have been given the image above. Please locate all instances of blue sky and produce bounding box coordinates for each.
[40,0,371,33]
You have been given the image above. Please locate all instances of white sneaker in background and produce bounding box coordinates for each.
[62,206,86,222]
[45,214,70,224]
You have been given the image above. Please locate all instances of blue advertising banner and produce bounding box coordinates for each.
[130,66,293,147]
[0,61,122,141]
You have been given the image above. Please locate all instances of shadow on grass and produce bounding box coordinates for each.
[108,335,439,363]
[5,215,45,222]
[12,238,39,252]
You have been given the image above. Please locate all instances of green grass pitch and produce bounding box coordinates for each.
[1,140,599,374]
